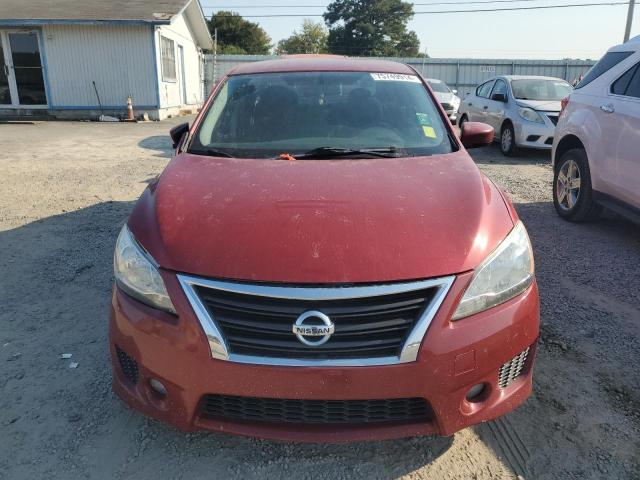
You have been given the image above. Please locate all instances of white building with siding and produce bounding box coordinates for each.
[0,0,213,120]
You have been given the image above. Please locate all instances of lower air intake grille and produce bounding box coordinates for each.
[498,347,530,388]
[116,346,139,384]
[201,395,432,425]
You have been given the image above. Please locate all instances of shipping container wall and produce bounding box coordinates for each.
[42,24,158,108]
[204,55,595,99]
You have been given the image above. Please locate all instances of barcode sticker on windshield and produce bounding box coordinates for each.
[370,73,421,83]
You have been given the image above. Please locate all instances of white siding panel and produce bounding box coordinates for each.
[42,24,157,108]
[156,13,204,108]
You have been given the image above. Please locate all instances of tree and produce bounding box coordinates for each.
[208,11,271,55]
[276,20,329,55]
[324,0,420,57]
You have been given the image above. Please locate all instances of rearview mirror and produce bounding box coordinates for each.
[170,122,189,149]
[461,122,494,149]
[491,93,507,103]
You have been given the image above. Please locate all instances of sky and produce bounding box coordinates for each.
[202,0,640,60]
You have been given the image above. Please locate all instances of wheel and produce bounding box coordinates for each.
[458,114,467,130]
[500,123,517,156]
[553,148,602,221]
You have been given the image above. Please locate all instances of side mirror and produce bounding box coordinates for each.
[491,93,507,103]
[170,122,189,149]
[461,122,494,149]
[452,89,458,95]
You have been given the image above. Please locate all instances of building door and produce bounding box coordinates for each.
[0,30,47,107]
[178,45,187,105]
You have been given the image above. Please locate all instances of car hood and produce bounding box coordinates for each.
[129,151,515,283]
[433,92,459,104]
[516,99,562,112]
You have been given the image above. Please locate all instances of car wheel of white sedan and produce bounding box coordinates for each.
[500,123,517,156]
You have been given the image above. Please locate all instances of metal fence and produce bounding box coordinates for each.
[204,54,595,98]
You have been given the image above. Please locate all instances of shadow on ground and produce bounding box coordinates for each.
[138,135,174,159]
[472,144,552,166]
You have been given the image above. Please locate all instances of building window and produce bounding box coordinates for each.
[160,36,176,82]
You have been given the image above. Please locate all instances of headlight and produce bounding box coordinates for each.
[114,225,176,313]
[453,222,534,320]
[518,107,544,124]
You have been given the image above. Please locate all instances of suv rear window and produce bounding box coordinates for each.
[576,51,634,88]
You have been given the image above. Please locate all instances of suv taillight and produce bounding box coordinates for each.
[560,96,570,117]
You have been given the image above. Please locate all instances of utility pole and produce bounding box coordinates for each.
[624,0,635,42]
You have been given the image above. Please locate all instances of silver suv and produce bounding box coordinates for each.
[458,75,572,156]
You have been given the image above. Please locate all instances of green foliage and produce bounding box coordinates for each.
[209,11,272,55]
[324,0,421,57]
[276,20,329,55]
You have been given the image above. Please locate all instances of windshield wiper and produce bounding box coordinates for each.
[188,148,235,158]
[289,147,403,160]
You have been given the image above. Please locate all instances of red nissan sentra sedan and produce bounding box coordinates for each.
[110,56,539,442]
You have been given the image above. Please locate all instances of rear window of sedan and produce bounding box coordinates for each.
[189,71,454,159]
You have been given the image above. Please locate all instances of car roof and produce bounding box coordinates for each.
[228,55,417,76]
[609,34,640,52]
[498,75,568,81]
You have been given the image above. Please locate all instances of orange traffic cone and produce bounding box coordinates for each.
[126,95,135,121]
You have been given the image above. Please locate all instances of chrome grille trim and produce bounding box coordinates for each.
[498,347,530,388]
[178,274,455,367]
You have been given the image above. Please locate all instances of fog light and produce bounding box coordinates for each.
[149,378,167,397]
[466,383,485,401]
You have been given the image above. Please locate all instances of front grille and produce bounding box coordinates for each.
[546,114,559,125]
[441,102,454,110]
[200,394,432,425]
[194,284,438,360]
[498,348,530,388]
[116,346,139,384]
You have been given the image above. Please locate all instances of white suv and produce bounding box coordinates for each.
[552,36,640,223]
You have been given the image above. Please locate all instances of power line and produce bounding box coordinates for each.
[207,2,633,17]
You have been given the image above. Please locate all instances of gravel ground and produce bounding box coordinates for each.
[1,119,638,480]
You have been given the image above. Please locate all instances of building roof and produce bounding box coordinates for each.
[229,56,417,76]
[0,0,213,49]
[0,0,192,23]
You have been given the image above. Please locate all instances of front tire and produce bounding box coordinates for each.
[458,114,467,130]
[500,123,517,156]
[553,148,602,221]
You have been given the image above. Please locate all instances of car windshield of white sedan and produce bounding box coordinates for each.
[190,71,454,159]
[511,80,572,101]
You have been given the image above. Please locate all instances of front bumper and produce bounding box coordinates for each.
[513,118,556,150]
[110,272,539,442]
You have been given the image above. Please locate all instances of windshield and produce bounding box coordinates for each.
[427,81,451,93]
[189,71,454,159]
[511,79,572,101]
